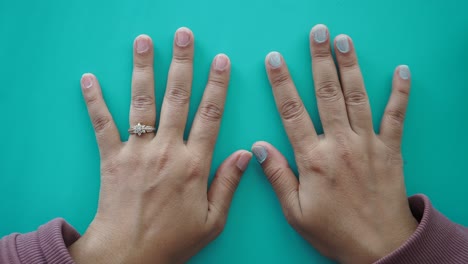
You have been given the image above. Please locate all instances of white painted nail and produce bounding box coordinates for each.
[268,52,282,69]
[336,35,350,53]
[252,145,268,164]
[399,65,410,80]
[312,24,328,43]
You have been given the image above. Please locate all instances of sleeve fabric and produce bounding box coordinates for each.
[0,195,467,264]
[0,218,80,264]
[376,194,468,264]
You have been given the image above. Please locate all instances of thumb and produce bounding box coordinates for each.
[252,141,301,224]
[207,150,252,225]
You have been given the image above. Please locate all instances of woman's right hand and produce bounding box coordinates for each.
[69,28,252,264]
[254,24,418,263]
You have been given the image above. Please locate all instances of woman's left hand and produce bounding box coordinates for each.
[69,28,252,264]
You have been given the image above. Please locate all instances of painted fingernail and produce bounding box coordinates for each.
[136,35,150,54]
[312,24,328,43]
[81,74,93,89]
[268,52,282,69]
[176,28,192,47]
[336,35,350,53]
[252,145,268,164]
[236,152,253,172]
[399,65,410,80]
[214,54,229,71]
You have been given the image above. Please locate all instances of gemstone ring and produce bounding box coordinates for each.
[128,123,156,136]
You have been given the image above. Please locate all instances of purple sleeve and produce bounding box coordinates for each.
[376,194,468,264]
[0,218,80,264]
[1,196,467,264]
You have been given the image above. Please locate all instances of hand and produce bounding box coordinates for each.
[69,28,252,264]
[253,24,418,263]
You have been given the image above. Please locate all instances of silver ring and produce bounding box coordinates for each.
[128,123,156,136]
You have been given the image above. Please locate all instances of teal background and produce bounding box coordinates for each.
[1,0,467,263]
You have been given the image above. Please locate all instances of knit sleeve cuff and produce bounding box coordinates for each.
[15,218,81,264]
[376,194,468,264]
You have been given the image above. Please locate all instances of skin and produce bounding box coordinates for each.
[68,28,252,264]
[254,24,418,263]
[68,24,418,263]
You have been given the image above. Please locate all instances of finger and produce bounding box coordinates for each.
[251,142,301,224]
[379,65,411,150]
[81,73,121,156]
[188,54,230,156]
[158,27,194,139]
[129,35,156,139]
[265,52,318,155]
[310,24,350,134]
[334,34,373,134]
[207,150,252,225]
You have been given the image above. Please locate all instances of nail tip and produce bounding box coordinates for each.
[399,65,411,80]
[336,35,350,53]
[252,145,268,164]
[267,52,282,69]
[312,25,328,43]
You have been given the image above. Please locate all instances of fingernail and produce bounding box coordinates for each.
[312,24,328,43]
[136,35,150,54]
[236,152,252,172]
[176,28,192,47]
[399,65,410,80]
[214,54,229,71]
[268,52,282,69]
[81,74,93,89]
[252,145,268,164]
[336,35,350,53]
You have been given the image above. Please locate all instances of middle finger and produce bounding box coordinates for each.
[310,24,350,135]
[157,27,194,139]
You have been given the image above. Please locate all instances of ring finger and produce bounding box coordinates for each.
[129,34,156,140]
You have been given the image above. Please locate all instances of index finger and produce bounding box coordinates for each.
[265,51,318,155]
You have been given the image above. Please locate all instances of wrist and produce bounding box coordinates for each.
[338,215,418,264]
[69,220,174,264]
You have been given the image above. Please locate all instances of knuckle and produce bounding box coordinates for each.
[133,63,153,74]
[173,53,193,64]
[166,85,190,105]
[187,161,203,181]
[279,98,305,121]
[92,115,112,133]
[85,94,100,107]
[334,132,353,162]
[316,81,341,102]
[339,58,359,70]
[297,148,326,174]
[217,174,239,194]
[344,90,368,106]
[271,72,291,87]
[264,166,285,187]
[199,102,223,122]
[152,146,172,171]
[385,109,406,126]
[312,48,331,60]
[395,86,410,97]
[132,94,154,111]
[207,77,227,88]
